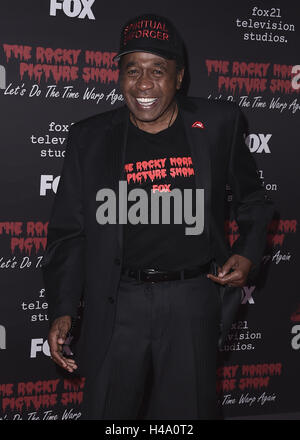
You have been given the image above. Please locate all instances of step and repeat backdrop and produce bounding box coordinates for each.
[0,0,299,420]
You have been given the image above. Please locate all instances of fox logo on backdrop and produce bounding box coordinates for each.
[0,325,6,350]
[245,133,272,154]
[0,65,6,89]
[49,0,95,20]
[291,325,300,350]
[40,175,61,196]
[30,338,51,358]
[241,285,256,304]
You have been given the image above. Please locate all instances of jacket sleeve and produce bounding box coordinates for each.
[228,106,274,278]
[41,123,85,325]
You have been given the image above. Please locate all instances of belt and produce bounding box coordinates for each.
[121,261,212,283]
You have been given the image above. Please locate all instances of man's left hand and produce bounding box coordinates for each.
[207,254,253,287]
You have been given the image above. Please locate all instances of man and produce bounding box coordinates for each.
[42,14,274,420]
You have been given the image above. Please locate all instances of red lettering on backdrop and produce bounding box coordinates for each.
[218,76,268,94]
[85,51,118,68]
[0,221,48,255]
[216,362,282,393]
[35,47,81,64]
[2,43,119,84]
[2,393,58,412]
[1,377,86,413]
[267,219,297,247]
[3,44,32,61]
[225,218,297,248]
[20,63,79,83]
[205,59,300,95]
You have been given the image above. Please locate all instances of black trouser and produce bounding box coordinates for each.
[89,271,221,420]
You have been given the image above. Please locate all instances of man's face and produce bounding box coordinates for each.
[119,52,184,128]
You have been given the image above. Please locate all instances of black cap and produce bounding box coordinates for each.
[113,13,185,66]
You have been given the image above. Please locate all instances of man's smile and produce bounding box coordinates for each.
[135,97,159,109]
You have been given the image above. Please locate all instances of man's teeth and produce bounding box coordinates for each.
[136,98,157,106]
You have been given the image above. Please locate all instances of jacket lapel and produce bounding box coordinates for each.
[179,99,212,246]
[107,106,129,255]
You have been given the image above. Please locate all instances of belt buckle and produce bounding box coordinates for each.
[142,268,164,283]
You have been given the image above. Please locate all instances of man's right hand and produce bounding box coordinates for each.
[48,315,78,373]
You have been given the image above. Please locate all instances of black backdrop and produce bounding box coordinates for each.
[1,0,299,420]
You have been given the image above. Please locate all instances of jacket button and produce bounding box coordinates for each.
[108,296,115,303]
[114,257,121,265]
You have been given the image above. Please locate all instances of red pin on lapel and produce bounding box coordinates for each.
[192,121,205,129]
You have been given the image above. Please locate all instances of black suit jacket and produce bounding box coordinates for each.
[41,96,274,379]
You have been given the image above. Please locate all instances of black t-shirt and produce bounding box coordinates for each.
[122,110,211,270]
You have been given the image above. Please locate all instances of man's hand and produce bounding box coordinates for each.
[207,254,253,287]
[48,315,78,373]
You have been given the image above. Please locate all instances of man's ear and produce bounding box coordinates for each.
[176,68,185,90]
